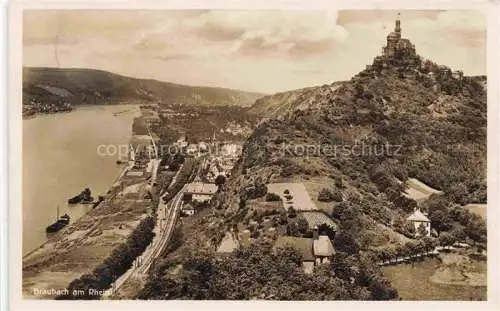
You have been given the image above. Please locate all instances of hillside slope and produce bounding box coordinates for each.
[247,82,344,118]
[23,67,264,114]
[240,56,486,205]
[136,25,487,301]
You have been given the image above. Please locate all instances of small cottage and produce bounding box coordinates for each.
[274,231,335,274]
[407,209,431,237]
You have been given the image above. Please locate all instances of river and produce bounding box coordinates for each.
[22,105,140,255]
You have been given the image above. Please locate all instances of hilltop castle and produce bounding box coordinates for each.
[361,14,465,90]
[382,15,416,58]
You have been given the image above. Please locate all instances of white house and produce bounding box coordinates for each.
[220,143,243,157]
[313,235,335,265]
[407,209,431,237]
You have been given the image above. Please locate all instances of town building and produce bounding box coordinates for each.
[198,141,209,152]
[184,182,218,203]
[174,135,188,149]
[407,209,431,237]
[181,204,196,216]
[220,143,243,157]
[186,144,198,156]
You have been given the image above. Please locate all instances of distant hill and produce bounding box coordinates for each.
[23,67,264,111]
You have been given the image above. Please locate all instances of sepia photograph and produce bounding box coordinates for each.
[6,0,497,308]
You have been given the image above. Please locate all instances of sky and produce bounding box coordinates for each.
[23,10,486,94]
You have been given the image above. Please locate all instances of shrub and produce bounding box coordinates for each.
[286,218,309,237]
[243,181,268,200]
[334,177,344,189]
[318,188,343,202]
[265,192,281,202]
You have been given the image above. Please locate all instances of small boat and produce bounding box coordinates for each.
[46,206,70,233]
[68,187,94,204]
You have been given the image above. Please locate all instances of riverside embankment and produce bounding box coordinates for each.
[22,104,157,299]
[23,105,140,254]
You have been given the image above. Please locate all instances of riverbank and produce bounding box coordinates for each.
[22,163,153,298]
[22,105,156,299]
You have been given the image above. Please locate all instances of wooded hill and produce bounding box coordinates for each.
[23,67,264,108]
[136,45,487,301]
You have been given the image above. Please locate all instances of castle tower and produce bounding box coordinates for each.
[395,13,401,35]
[383,13,407,57]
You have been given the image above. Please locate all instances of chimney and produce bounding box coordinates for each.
[313,226,319,240]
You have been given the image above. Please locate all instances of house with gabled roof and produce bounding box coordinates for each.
[407,208,431,237]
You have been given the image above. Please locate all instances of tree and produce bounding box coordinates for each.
[385,247,397,262]
[421,236,436,253]
[403,222,416,237]
[376,249,392,263]
[239,197,247,209]
[334,231,360,255]
[317,223,337,240]
[464,217,486,245]
[215,175,227,188]
[334,176,344,189]
[286,218,309,237]
[417,222,428,237]
[369,277,398,300]
[138,244,385,300]
[429,209,453,233]
[450,226,466,243]
[447,182,468,205]
[318,188,342,202]
[265,192,281,202]
[438,232,456,249]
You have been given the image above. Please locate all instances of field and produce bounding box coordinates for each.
[267,183,317,211]
[383,252,487,301]
[403,178,443,203]
[216,231,239,254]
[465,204,486,220]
